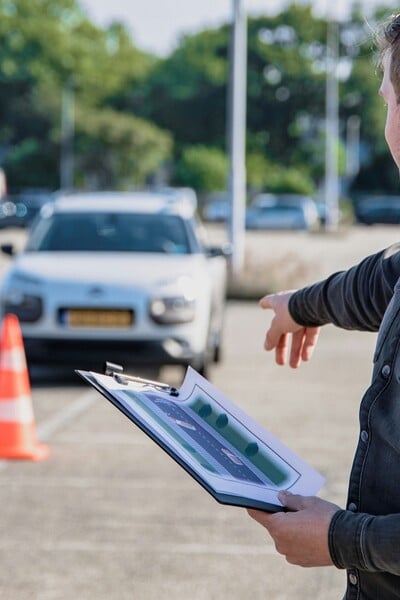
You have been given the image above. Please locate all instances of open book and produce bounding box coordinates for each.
[77,365,324,512]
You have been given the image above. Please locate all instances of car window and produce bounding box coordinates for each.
[26,212,193,254]
[258,205,303,214]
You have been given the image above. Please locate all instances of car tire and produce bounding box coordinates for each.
[212,332,222,363]
[197,360,210,379]
[213,344,221,363]
[192,341,213,379]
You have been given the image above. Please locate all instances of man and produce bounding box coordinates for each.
[247,13,400,600]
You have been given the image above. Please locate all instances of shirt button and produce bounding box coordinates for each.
[349,573,358,586]
[361,430,369,443]
[381,364,391,378]
[348,502,357,511]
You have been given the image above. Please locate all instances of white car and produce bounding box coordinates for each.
[0,191,229,376]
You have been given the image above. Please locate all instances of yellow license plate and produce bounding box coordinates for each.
[68,309,134,328]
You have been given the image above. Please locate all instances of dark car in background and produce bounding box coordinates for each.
[0,190,54,228]
[353,195,400,225]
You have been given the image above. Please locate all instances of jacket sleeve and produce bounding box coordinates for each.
[328,510,400,575]
[288,244,400,331]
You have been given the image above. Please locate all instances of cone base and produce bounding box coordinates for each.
[0,443,49,461]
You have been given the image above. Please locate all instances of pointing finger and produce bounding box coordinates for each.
[259,294,275,310]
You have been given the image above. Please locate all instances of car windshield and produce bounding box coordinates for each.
[26,212,193,254]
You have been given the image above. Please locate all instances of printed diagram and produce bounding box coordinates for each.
[122,386,300,491]
[78,366,325,511]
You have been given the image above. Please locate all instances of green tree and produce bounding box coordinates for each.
[131,27,230,148]
[75,107,172,188]
[174,145,228,192]
[0,0,170,190]
[134,2,393,194]
[0,0,395,194]
[264,166,316,195]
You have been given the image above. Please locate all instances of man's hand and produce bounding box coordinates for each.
[247,491,340,567]
[260,291,320,368]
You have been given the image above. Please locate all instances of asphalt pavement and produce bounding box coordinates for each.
[0,225,392,599]
[0,304,377,600]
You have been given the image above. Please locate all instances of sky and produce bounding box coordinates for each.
[79,0,397,57]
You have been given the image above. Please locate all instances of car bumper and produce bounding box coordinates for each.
[23,336,203,370]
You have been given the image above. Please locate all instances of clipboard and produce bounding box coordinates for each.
[77,362,325,512]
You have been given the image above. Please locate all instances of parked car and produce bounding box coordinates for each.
[353,195,400,225]
[0,190,55,228]
[152,186,198,212]
[203,193,231,223]
[245,193,319,231]
[0,191,229,376]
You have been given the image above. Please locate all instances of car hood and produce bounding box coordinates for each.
[8,252,206,287]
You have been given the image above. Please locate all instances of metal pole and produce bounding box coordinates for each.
[324,19,340,231]
[346,114,360,178]
[60,78,75,191]
[227,0,247,275]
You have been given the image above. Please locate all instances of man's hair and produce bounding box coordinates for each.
[376,13,400,101]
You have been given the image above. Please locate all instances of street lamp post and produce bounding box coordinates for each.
[324,19,340,231]
[227,0,247,275]
[60,78,75,191]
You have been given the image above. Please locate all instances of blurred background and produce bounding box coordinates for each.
[0,0,398,215]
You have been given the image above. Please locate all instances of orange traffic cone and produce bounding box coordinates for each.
[0,314,49,460]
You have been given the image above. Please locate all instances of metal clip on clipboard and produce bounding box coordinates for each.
[103,362,179,397]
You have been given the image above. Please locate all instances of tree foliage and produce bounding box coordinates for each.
[132,3,395,194]
[0,0,396,194]
[131,27,230,149]
[0,0,171,190]
[174,145,228,192]
[75,107,172,189]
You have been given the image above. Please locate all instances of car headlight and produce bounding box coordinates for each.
[3,290,43,322]
[149,296,196,325]
[149,275,198,325]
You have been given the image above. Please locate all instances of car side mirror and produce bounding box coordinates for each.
[1,243,15,256]
[206,243,232,258]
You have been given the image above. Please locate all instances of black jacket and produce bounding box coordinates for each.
[289,244,400,600]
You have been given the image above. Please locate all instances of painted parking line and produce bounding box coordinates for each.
[37,390,97,441]
[0,390,97,470]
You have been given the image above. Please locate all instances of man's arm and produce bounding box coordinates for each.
[261,245,400,367]
[329,510,400,575]
[289,244,400,332]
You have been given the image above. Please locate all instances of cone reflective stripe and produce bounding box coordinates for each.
[0,349,31,399]
[0,396,34,423]
[0,314,49,460]
[0,346,27,371]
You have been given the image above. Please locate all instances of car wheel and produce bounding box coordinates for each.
[213,344,221,363]
[212,332,222,363]
[192,346,213,379]
[196,357,211,379]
